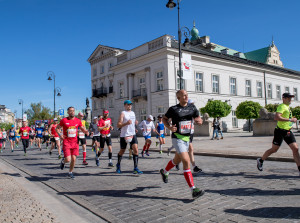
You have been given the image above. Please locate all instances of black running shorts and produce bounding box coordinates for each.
[78,138,86,145]
[120,135,138,149]
[272,128,296,146]
[100,136,112,148]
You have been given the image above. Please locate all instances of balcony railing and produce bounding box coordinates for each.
[92,87,107,98]
[132,88,147,100]
[109,86,113,93]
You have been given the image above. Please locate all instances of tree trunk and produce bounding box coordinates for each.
[248,119,251,132]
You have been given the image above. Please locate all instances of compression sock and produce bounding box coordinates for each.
[165,159,176,173]
[183,169,195,189]
[108,152,112,163]
[142,145,147,152]
[159,144,162,151]
[133,154,138,169]
[83,151,86,161]
[117,154,122,165]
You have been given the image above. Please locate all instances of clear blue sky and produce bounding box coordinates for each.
[1,0,300,118]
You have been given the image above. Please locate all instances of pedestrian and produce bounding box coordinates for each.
[77,112,88,165]
[42,124,50,149]
[8,125,16,152]
[29,126,35,148]
[116,100,143,174]
[217,117,224,139]
[57,106,89,179]
[49,118,62,159]
[89,117,101,166]
[97,110,114,167]
[139,115,158,157]
[211,118,219,140]
[19,121,31,156]
[160,90,205,199]
[35,123,44,151]
[257,92,300,176]
[156,115,166,154]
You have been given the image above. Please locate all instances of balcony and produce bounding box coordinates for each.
[108,86,113,94]
[132,88,147,100]
[92,87,107,98]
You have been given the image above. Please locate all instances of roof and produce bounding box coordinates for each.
[213,44,246,59]
[244,47,270,64]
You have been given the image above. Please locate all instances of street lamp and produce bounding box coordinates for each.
[166,0,191,90]
[47,71,62,118]
[18,99,23,120]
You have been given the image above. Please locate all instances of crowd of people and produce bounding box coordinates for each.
[1,90,300,200]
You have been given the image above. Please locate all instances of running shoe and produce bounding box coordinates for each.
[146,152,150,156]
[16,144,18,148]
[156,142,159,147]
[193,166,202,173]
[82,160,88,165]
[141,151,144,158]
[46,146,48,149]
[257,158,263,171]
[49,151,52,156]
[24,153,27,156]
[128,155,132,160]
[39,148,42,151]
[95,158,100,167]
[159,169,168,183]
[60,159,65,170]
[116,163,121,173]
[192,188,205,199]
[159,150,163,154]
[108,162,114,167]
[133,167,143,174]
[0,149,2,153]
[92,146,95,152]
[68,172,75,179]
[11,149,14,152]
[167,147,172,156]
[58,154,62,159]
[175,164,180,171]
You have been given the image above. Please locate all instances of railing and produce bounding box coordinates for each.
[132,88,147,100]
[92,87,108,97]
[109,86,113,93]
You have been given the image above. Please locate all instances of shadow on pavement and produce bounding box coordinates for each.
[206,187,300,196]
[57,186,194,203]
[1,172,22,177]
[224,207,300,219]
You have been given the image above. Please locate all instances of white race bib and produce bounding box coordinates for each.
[67,129,76,138]
[23,132,28,137]
[38,130,42,134]
[45,132,48,136]
[10,132,14,136]
[191,123,194,134]
[179,121,192,134]
[79,132,85,139]
[160,130,164,135]
[146,127,151,133]
[125,135,133,143]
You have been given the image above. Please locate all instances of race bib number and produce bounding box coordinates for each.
[101,133,111,138]
[160,130,164,135]
[10,132,14,136]
[146,127,151,133]
[179,121,192,134]
[79,132,85,139]
[125,135,133,143]
[23,132,28,137]
[191,123,194,134]
[54,137,60,141]
[45,132,48,136]
[67,128,76,138]
[38,130,42,134]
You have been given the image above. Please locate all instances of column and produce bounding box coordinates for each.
[127,73,134,100]
[145,67,152,115]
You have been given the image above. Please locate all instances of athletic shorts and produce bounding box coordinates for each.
[144,135,151,140]
[189,134,194,143]
[172,137,190,154]
[29,135,35,140]
[22,139,29,148]
[16,136,20,139]
[2,138,6,142]
[272,128,296,146]
[63,144,79,157]
[36,135,43,139]
[51,137,60,143]
[78,138,86,145]
[120,135,138,149]
[93,136,100,143]
[100,136,112,148]
[9,137,16,141]
[156,134,165,139]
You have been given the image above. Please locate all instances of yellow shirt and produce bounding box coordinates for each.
[276,103,293,130]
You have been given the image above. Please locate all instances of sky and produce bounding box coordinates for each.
[1,0,300,118]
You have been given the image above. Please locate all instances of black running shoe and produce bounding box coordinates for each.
[192,188,205,199]
[193,166,202,173]
[60,159,65,170]
[160,169,168,183]
[257,158,263,171]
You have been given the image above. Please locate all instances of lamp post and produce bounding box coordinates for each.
[47,71,62,118]
[18,99,23,120]
[166,0,190,90]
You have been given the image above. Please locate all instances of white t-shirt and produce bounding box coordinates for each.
[139,120,155,137]
[120,111,136,137]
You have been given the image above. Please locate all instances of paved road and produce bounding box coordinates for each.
[0,138,299,223]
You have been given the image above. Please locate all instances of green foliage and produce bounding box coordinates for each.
[291,106,300,120]
[236,101,262,120]
[200,100,231,118]
[25,102,53,126]
[0,123,14,131]
[265,103,279,112]
[85,121,89,129]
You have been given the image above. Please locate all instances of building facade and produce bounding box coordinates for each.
[0,105,15,124]
[88,28,300,132]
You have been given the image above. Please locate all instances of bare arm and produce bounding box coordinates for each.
[162,115,177,132]
[275,113,297,122]
[55,124,64,139]
[117,113,131,129]
[79,126,89,136]
[194,116,203,125]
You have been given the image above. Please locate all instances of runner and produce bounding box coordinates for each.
[29,126,36,148]
[159,90,205,199]
[35,123,44,151]
[77,112,88,165]
[139,115,158,157]
[0,128,3,153]
[42,124,50,149]
[89,117,101,166]
[8,125,16,152]
[97,110,114,167]
[257,92,300,176]
[19,120,31,156]
[156,115,166,154]
[2,128,7,150]
[15,127,20,147]
[57,106,89,179]
[116,100,142,174]
[49,118,62,159]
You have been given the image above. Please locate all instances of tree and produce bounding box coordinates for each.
[200,100,231,118]
[291,106,300,120]
[265,103,279,112]
[25,102,52,125]
[0,122,14,131]
[236,101,262,132]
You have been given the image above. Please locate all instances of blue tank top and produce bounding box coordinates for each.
[157,122,165,134]
[9,130,15,137]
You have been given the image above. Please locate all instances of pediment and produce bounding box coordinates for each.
[88,45,126,63]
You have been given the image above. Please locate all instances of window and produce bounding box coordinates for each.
[212,75,219,93]
[140,108,147,122]
[294,88,298,101]
[119,82,124,98]
[109,62,113,68]
[232,110,238,128]
[109,98,114,108]
[156,71,163,91]
[139,77,146,95]
[100,99,104,109]
[93,84,96,90]
[230,77,236,95]
[245,80,251,96]
[100,65,104,74]
[276,85,281,99]
[93,68,97,77]
[257,81,262,97]
[157,106,164,115]
[176,77,185,90]
[195,73,203,92]
[93,100,97,109]
[267,83,272,99]
[285,87,290,93]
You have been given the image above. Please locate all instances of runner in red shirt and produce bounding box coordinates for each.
[19,121,31,156]
[97,110,114,167]
[56,107,89,179]
[49,118,62,159]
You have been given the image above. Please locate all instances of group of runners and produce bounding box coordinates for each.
[1,90,300,200]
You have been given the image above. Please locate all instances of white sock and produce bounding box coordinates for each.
[191,186,196,191]
[109,159,112,163]
[159,144,162,151]
[69,172,72,174]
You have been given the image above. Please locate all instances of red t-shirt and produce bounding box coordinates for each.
[0,131,3,139]
[98,118,112,135]
[59,117,82,149]
[50,124,58,137]
[19,126,31,139]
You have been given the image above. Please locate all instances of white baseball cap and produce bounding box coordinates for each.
[147,115,154,121]
[188,99,195,104]
[93,116,98,119]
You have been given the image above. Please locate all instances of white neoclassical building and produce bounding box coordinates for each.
[0,105,15,124]
[88,25,300,131]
